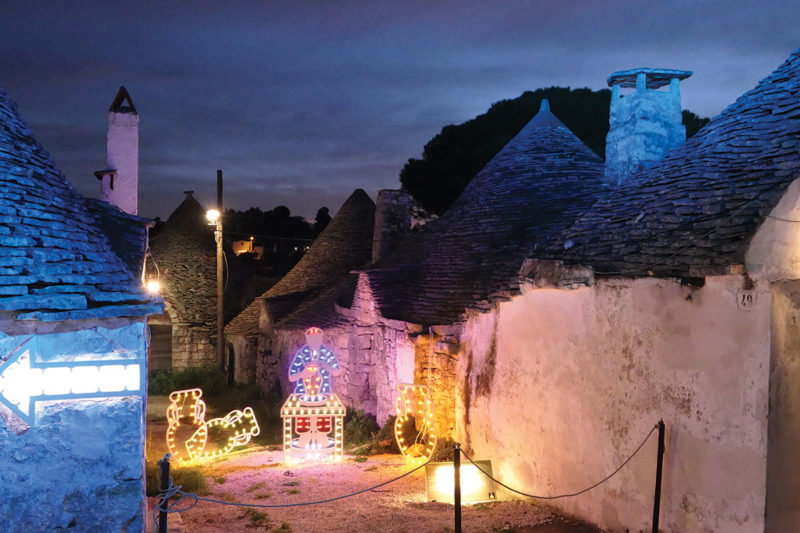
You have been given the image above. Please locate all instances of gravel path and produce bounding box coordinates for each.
[147,447,602,533]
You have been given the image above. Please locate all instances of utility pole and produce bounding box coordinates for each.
[215,169,224,371]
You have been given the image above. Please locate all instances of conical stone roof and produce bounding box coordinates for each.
[0,84,159,320]
[149,192,216,326]
[225,189,375,334]
[366,100,606,325]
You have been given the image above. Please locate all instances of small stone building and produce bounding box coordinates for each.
[149,191,219,370]
[0,84,160,530]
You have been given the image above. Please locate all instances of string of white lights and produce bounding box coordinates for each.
[460,423,658,500]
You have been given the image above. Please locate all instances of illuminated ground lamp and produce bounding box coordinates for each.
[425,460,496,504]
[281,327,345,463]
[394,383,437,463]
[166,388,260,464]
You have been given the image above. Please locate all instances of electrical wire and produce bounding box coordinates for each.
[460,423,658,500]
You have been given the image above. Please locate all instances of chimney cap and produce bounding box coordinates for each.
[109,86,138,114]
[607,68,692,89]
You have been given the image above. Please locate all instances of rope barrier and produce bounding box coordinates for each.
[155,422,658,530]
[461,423,658,500]
[154,458,431,530]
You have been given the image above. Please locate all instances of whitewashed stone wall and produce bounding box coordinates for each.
[458,276,770,532]
[605,73,686,185]
[0,318,148,532]
[102,109,139,215]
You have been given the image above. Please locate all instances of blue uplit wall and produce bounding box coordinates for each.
[0,320,147,532]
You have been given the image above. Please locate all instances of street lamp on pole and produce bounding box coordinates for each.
[206,207,224,370]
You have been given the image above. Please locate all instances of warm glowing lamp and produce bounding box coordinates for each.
[205,209,220,224]
[425,460,496,504]
[146,279,161,294]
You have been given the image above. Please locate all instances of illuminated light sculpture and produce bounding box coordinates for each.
[425,460,496,504]
[166,388,260,465]
[166,388,207,466]
[394,383,437,464]
[281,327,345,463]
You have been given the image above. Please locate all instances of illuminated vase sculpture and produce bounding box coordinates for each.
[281,327,346,463]
[394,383,437,463]
[166,388,207,466]
[166,388,260,465]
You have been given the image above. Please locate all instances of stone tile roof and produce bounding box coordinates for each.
[366,101,606,325]
[149,192,217,327]
[225,189,374,335]
[0,84,160,321]
[546,48,800,277]
[83,198,151,277]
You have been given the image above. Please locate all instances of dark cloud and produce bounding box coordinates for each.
[0,1,798,220]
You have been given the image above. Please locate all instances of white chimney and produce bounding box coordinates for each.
[97,86,139,214]
[604,68,691,185]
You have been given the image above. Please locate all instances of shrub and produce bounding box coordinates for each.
[148,366,227,396]
[245,509,271,528]
[343,408,380,447]
[145,461,209,497]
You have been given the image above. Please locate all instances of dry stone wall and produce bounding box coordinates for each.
[413,329,460,439]
[171,323,216,369]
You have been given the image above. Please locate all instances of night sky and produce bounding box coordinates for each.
[1,1,798,220]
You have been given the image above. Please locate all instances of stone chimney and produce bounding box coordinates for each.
[372,189,411,264]
[604,68,692,185]
[96,86,139,214]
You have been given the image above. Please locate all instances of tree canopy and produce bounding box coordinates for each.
[400,86,710,215]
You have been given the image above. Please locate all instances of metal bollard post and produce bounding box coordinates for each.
[158,453,171,533]
[652,420,665,533]
[454,442,461,533]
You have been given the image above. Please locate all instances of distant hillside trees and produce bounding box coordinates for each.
[401,86,710,215]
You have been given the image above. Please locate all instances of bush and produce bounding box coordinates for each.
[431,437,455,462]
[145,461,208,497]
[351,415,400,456]
[148,366,227,396]
[343,408,380,447]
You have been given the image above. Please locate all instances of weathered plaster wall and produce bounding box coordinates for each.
[746,177,800,281]
[0,319,147,532]
[458,276,770,532]
[766,280,800,532]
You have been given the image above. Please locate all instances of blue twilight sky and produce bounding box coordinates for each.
[1,1,798,220]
